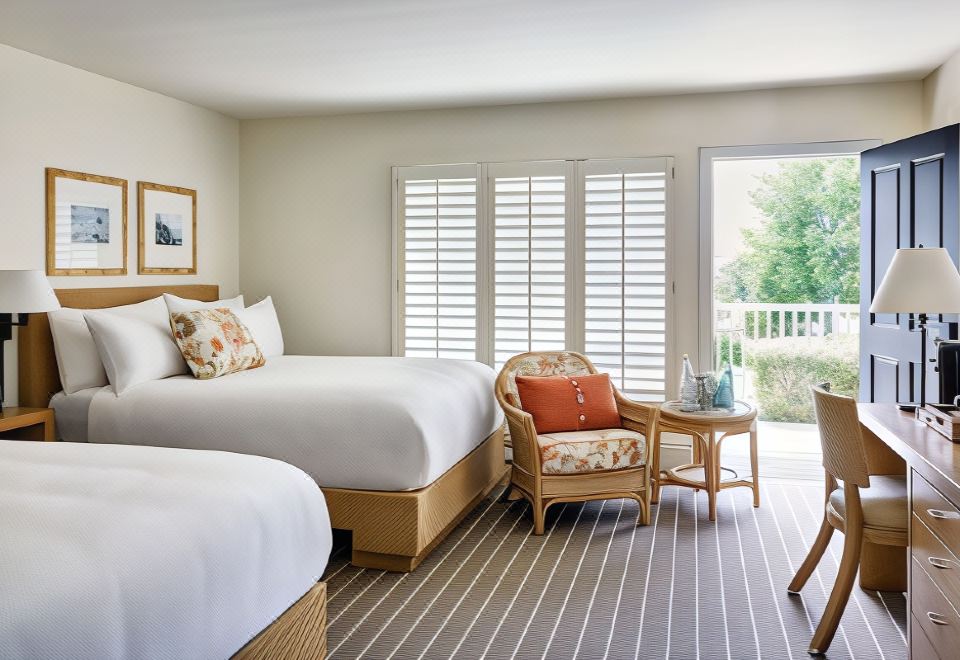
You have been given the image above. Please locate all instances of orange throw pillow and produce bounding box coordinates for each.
[515,373,621,433]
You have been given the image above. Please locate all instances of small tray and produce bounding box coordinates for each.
[919,404,960,443]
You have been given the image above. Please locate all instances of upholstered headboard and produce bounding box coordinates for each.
[17,284,220,408]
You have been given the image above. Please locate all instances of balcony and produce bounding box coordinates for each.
[713,302,860,481]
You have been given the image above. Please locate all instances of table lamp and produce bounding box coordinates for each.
[0,270,61,409]
[869,247,960,410]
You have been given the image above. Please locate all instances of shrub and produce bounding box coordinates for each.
[745,335,859,423]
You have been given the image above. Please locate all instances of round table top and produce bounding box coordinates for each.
[660,400,756,422]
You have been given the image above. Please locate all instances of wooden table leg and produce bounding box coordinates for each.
[750,423,760,507]
[707,431,718,521]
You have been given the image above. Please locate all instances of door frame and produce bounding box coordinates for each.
[697,140,882,371]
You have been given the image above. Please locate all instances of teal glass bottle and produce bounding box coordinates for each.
[712,362,735,410]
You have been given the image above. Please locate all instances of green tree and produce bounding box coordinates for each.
[716,157,861,304]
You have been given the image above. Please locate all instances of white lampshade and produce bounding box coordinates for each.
[870,248,960,314]
[0,270,61,314]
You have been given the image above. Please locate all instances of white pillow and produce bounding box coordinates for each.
[47,297,169,395]
[84,297,188,395]
[163,293,244,314]
[235,296,284,357]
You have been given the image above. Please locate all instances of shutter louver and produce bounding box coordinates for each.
[492,167,567,370]
[398,167,478,360]
[583,163,668,400]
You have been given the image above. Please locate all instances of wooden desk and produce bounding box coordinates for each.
[858,404,960,660]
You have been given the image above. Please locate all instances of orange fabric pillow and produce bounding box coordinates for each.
[515,373,621,433]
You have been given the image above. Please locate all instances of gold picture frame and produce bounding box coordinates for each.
[138,181,197,275]
[46,168,128,276]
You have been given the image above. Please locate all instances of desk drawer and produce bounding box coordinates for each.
[911,613,942,660]
[913,513,960,608]
[913,473,960,552]
[912,556,960,658]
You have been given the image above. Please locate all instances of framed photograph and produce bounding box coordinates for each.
[46,168,128,275]
[138,181,197,274]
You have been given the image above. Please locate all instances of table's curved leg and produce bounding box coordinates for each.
[750,421,760,507]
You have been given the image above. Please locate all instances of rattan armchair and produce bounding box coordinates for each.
[494,351,660,534]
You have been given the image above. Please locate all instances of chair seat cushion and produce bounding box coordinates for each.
[537,428,646,474]
[827,475,907,533]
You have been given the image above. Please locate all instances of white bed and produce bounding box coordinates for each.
[0,439,332,660]
[66,355,503,491]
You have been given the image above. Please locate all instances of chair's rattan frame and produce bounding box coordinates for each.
[494,351,660,534]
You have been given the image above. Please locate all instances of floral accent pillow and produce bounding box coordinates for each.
[170,308,265,379]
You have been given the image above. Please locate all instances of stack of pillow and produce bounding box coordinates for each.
[47,294,284,395]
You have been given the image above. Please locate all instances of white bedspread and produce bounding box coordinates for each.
[0,440,331,660]
[88,355,504,491]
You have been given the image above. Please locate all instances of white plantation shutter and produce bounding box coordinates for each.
[393,157,673,393]
[582,158,671,401]
[488,161,569,370]
[395,164,480,360]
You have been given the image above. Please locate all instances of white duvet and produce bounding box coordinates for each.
[88,355,504,491]
[0,440,331,660]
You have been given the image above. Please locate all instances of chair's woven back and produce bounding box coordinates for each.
[495,351,597,408]
[811,383,870,487]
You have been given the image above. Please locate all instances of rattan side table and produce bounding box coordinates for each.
[651,400,759,521]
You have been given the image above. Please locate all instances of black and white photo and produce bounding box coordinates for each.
[70,205,110,244]
[155,213,183,246]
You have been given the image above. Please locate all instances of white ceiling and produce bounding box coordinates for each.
[1,0,959,119]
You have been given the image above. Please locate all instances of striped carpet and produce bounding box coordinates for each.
[321,482,906,659]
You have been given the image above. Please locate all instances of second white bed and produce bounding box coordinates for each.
[77,355,503,491]
[0,440,330,660]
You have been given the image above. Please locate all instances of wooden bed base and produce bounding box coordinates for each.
[323,426,508,572]
[233,581,327,659]
[19,284,509,573]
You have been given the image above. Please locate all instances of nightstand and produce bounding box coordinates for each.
[0,408,56,441]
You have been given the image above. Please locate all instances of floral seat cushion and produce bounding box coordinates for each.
[537,428,646,474]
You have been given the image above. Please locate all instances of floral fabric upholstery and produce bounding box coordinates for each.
[504,352,593,406]
[170,308,265,380]
[537,428,646,474]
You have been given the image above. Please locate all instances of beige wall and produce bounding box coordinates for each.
[240,81,922,367]
[0,44,240,404]
[923,48,960,129]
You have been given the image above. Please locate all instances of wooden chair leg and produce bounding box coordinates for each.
[634,492,650,526]
[788,514,834,594]
[808,522,863,655]
[533,498,553,535]
[651,429,662,504]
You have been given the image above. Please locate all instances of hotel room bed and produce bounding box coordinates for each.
[0,439,331,660]
[71,355,503,491]
[21,284,508,572]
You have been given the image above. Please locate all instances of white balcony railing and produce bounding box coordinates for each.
[715,302,860,340]
[714,302,860,402]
